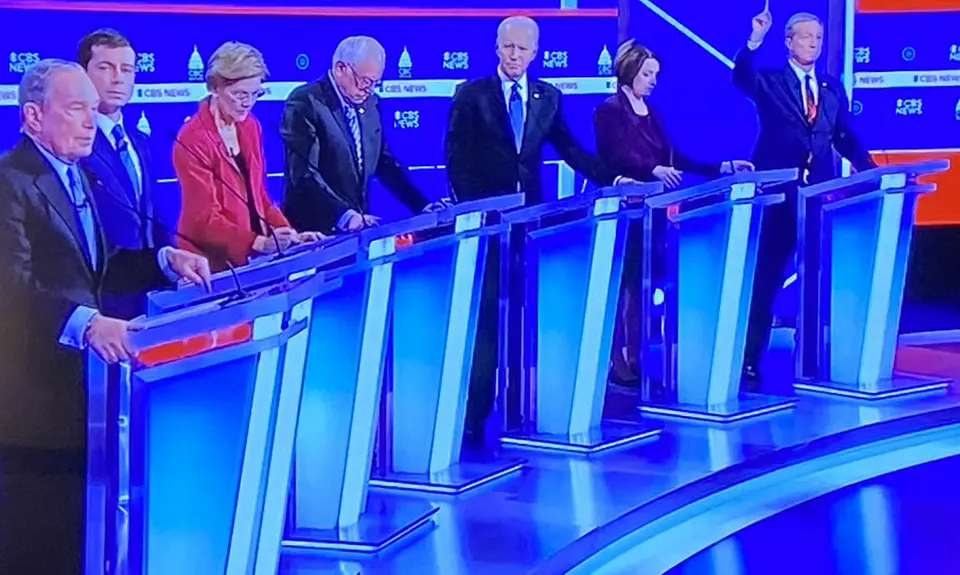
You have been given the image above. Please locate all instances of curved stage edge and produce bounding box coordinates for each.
[272,337,960,575]
[532,404,960,575]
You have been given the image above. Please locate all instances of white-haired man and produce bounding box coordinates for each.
[446,16,628,444]
[733,5,875,391]
[0,58,213,440]
[281,35,430,232]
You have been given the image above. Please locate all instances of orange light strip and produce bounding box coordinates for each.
[136,322,253,367]
[871,150,960,226]
[857,0,960,13]
[0,1,617,17]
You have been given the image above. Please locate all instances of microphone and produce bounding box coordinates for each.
[168,130,290,258]
[83,169,249,301]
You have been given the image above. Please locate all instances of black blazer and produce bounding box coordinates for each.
[0,137,169,449]
[81,126,170,250]
[732,45,875,184]
[280,74,428,232]
[594,90,719,182]
[445,74,617,205]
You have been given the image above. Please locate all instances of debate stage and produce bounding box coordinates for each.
[273,332,960,575]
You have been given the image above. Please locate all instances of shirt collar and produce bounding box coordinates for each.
[497,66,527,94]
[29,135,74,172]
[788,59,816,83]
[96,112,124,140]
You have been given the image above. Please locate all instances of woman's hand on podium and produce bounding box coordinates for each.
[253,227,300,254]
[297,231,326,243]
[653,165,683,188]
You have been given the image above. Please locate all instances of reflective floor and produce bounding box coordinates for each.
[668,453,960,575]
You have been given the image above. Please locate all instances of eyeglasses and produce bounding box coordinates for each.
[225,87,266,103]
[344,63,382,92]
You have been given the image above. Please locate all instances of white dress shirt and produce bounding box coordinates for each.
[97,113,144,191]
[497,66,528,126]
[788,59,819,111]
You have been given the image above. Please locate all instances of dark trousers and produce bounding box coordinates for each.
[744,186,799,373]
[465,241,502,437]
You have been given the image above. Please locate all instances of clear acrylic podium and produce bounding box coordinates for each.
[794,159,952,400]
[371,195,527,495]
[498,183,665,454]
[639,169,800,423]
[86,275,326,575]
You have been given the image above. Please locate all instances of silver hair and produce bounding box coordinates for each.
[497,16,540,46]
[785,12,822,38]
[331,36,386,70]
[18,58,83,108]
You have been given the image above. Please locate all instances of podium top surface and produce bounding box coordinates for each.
[441,193,525,222]
[132,272,326,351]
[801,159,951,198]
[645,169,799,208]
[146,234,359,313]
[502,182,662,223]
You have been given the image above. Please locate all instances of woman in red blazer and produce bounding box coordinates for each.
[173,41,320,271]
[594,40,752,386]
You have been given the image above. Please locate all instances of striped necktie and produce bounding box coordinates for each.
[66,166,98,269]
[343,105,364,174]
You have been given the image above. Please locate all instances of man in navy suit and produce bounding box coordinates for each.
[78,29,169,317]
[733,6,875,390]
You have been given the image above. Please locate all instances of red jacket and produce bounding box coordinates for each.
[173,97,290,271]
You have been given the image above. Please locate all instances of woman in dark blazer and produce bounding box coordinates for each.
[594,40,752,386]
[174,41,321,271]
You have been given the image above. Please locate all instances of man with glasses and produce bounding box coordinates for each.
[281,35,430,232]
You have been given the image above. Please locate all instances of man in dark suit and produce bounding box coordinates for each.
[0,59,210,572]
[445,16,629,443]
[733,6,875,390]
[78,29,170,318]
[281,35,432,233]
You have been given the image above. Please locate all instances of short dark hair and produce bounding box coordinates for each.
[77,29,132,69]
[614,39,658,87]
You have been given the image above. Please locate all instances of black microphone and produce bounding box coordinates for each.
[83,169,248,301]
[168,130,289,257]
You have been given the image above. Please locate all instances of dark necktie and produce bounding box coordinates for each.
[804,75,817,124]
[509,82,524,151]
[111,124,154,247]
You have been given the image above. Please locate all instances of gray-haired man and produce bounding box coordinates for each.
[281,35,430,233]
[733,6,875,390]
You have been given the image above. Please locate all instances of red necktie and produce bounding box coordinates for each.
[805,75,817,124]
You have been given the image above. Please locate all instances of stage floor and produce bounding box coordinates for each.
[278,339,960,574]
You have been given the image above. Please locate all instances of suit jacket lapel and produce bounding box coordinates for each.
[358,102,377,180]
[521,81,545,153]
[32,166,97,276]
[320,77,362,181]
[780,67,807,123]
[92,131,138,206]
[484,75,522,156]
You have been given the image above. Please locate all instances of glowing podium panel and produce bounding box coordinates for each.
[86,276,326,575]
[795,160,952,400]
[279,220,440,557]
[371,195,527,495]
[639,170,799,424]
[499,184,665,454]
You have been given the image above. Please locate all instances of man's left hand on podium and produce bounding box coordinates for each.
[422,198,454,212]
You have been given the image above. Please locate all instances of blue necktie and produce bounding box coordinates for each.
[509,82,524,151]
[66,166,98,270]
[112,124,153,247]
[343,105,364,174]
[111,124,141,200]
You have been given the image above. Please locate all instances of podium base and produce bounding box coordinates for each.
[794,372,950,401]
[369,455,526,495]
[499,420,662,455]
[282,494,437,556]
[638,393,797,424]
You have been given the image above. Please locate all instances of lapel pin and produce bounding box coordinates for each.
[533,92,541,100]
[359,107,365,114]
